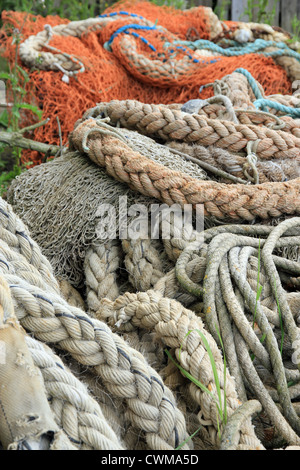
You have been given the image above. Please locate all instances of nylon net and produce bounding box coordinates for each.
[0,0,293,165]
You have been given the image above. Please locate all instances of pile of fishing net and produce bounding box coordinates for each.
[1,0,300,165]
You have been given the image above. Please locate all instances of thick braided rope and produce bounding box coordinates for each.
[0,198,59,293]
[0,212,190,451]
[167,141,300,184]
[69,117,300,222]
[18,14,157,72]
[25,336,124,450]
[84,240,121,315]
[122,237,165,292]
[90,100,300,159]
[98,290,265,450]
[178,98,300,138]
[0,276,76,450]
[178,98,300,139]
[201,70,265,108]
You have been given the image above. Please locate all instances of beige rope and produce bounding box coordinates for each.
[88,100,300,160]
[98,290,265,450]
[84,240,121,315]
[122,237,165,292]
[69,116,300,222]
[0,201,190,451]
[25,336,125,450]
[166,141,300,183]
[0,276,75,450]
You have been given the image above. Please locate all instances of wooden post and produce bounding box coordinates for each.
[231,0,249,22]
[280,0,299,34]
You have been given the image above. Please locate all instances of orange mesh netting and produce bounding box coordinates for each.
[0,0,293,165]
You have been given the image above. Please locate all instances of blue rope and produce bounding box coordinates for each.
[233,68,264,101]
[166,38,300,62]
[253,99,300,118]
[106,24,157,51]
[105,21,218,65]
[98,10,147,21]
[234,69,300,117]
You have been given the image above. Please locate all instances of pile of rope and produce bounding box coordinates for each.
[1,0,300,165]
[5,77,300,450]
[1,0,300,451]
[2,191,300,450]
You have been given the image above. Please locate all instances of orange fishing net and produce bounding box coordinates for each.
[0,0,292,165]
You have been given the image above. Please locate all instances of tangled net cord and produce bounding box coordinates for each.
[0,197,267,451]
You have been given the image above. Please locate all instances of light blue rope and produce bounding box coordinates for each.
[234,69,300,117]
[166,38,300,62]
[253,99,300,118]
[233,68,264,101]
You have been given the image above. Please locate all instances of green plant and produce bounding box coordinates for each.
[165,325,227,447]
[288,15,300,46]
[272,275,285,356]
[250,242,285,361]
[252,239,263,329]
[0,25,42,195]
[243,0,279,25]
[0,0,103,24]
[149,0,188,9]
[214,0,231,21]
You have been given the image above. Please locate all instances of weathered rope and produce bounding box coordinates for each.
[0,276,75,450]
[69,115,300,222]
[98,290,265,450]
[88,100,300,159]
[166,141,300,184]
[25,336,124,450]
[122,237,165,292]
[220,400,262,450]
[174,220,300,444]
[84,240,122,314]
[0,199,190,451]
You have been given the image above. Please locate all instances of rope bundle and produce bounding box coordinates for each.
[3,189,300,449]
[3,25,300,448]
[68,113,300,222]
[0,196,267,450]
